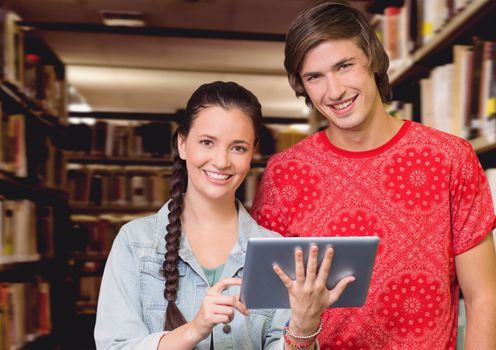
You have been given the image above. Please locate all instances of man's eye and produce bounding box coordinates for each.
[306,74,320,82]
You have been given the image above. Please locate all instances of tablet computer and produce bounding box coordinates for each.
[240,236,379,309]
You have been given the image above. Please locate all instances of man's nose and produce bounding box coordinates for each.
[326,74,346,101]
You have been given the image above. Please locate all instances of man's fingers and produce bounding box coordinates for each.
[294,247,305,282]
[316,246,334,285]
[328,276,355,305]
[273,263,294,289]
[305,244,319,284]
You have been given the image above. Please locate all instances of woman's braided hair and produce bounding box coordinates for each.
[162,81,262,330]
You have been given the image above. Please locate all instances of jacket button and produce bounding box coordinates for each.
[222,324,231,334]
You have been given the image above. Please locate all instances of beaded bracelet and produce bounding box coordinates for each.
[284,318,323,340]
[283,333,315,349]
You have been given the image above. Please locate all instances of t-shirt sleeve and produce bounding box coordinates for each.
[450,141,496,255]
[251,157,291,236]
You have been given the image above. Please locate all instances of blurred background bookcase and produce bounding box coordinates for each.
[0,6,70,349]
[1,0,496,349]
[372,0,496,167]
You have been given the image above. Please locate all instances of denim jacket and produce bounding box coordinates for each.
[94,201,292,350]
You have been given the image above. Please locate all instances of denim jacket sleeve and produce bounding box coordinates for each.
[263,309,319,350]
[94,225,165,350]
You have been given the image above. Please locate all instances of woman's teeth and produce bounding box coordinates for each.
[205,171,230,180]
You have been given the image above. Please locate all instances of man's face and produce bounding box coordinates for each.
[299,39,383,132]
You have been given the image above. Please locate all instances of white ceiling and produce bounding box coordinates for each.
[6,0,372,118]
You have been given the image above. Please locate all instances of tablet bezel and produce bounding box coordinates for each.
[240,236,379,309]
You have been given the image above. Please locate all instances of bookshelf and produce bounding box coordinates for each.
[1,9,71,350]
[372,0,496,169]
[387,0,496,86]
[63,113,175,330]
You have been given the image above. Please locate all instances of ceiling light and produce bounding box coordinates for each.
[100,10,145,27]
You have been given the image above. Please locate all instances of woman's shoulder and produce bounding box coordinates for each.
[116,210,162,246]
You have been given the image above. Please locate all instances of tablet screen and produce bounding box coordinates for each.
[240,236,379,309]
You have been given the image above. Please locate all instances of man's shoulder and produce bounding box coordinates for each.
[265,131,322,167]
[407,121,474,155]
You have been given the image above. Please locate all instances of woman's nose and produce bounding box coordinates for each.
[213,150,231,169]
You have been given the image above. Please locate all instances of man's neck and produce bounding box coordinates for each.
[326,113,404,152]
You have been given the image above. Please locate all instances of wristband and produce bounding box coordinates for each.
[284,318,323,340]
[283,333,315,349]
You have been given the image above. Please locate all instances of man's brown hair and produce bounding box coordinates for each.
[284,0,392,105]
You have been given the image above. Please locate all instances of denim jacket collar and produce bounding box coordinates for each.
[152,199,260,275]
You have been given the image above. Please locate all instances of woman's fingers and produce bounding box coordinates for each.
[232,296,249,316]
[207,278,248,315]
[209,278,242,294]
[201,294,247,324]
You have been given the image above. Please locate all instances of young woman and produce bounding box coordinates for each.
[94,81,354,349]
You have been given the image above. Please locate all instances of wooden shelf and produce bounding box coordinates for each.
[20,334,55,350]
[70,203,160,214]
[469,136,496,154]
[0,258,57,280]
[67,252,108,262]
[251,155,270,168]
[69,110,180,122]
[0,171,67,204]
[69,111,309,125]
[389,0,496,87]
[0,82,66,136]
[67,153,173,166]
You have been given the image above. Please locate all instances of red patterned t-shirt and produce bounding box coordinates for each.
[251,120,496,350]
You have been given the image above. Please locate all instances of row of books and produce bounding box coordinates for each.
[4,11,67,121]
[265,125,309,153]
[66,120,175,157]
[386,101,414,121]
[69,215,134,254]
[76,276,102,314]
[0,281,51,350]
[65,119,310,159]
[67,165,170,208]
[0,112,27,177]
[68,214,140,314]
[0,107,67,188]
[374,0,483,71]
[241,168,265,209]
[0,198,55,264]
[420,39,496,142]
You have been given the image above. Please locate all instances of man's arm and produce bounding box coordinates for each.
[455,232,496,350]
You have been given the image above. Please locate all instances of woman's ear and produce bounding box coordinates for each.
[177,134,187,160]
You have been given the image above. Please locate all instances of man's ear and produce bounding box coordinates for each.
[177,134,187,160]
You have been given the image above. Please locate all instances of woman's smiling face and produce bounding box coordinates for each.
[178,105,255,202]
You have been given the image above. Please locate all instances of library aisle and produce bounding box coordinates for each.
[1,0,495,349]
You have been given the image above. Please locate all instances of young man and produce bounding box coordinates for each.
[251,1,496,349]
